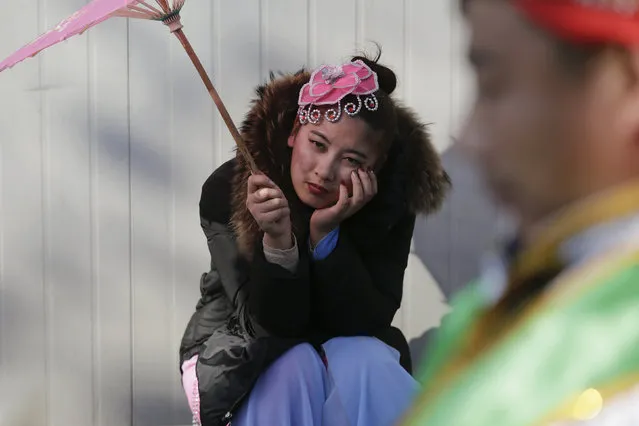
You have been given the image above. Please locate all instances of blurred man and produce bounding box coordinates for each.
[401,0,639,425]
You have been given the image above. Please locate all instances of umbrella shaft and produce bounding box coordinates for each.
[172,28,258,173]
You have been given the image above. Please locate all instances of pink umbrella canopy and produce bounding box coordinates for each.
[0,0,257,171]
[0,0,140,72]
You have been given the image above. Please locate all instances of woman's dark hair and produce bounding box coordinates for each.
[348,47,398,157]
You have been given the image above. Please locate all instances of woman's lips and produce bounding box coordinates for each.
[306,182,329,196]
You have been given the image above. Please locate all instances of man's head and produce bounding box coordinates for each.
[459,0,639,232]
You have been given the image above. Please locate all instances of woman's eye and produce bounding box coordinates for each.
[345,157,362,167]
[310,140,326,151]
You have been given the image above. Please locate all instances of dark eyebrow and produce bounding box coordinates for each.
[310,130,368,159]
[345,149,368,160]
[310,130,330,143]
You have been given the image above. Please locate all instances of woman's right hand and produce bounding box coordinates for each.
[247,174,293,249]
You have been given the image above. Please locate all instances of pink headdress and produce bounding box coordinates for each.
[297,59,380,125]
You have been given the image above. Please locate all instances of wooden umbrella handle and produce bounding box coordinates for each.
[167,18,258,173]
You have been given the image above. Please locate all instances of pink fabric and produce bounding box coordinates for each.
[0,0,139,72]
[181,355,201,425]
[298,60,379,106]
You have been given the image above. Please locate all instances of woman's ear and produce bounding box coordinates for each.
[289,120,302,148]
[614,48,639,148]
[626,47,639,86]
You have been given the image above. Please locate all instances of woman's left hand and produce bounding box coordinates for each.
[310,168,377,245]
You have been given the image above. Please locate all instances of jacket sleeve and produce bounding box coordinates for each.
[198,161,311,339]
[243,238,311,337]
[311,213,416,335]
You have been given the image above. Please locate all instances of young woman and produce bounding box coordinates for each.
[179,52,449,426]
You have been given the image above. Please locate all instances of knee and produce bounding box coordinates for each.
[323,337,400,371]
[278,343,320,367]
[376,326,413,374]
[265,343,323,381]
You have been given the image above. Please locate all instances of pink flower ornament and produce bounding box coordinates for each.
[298,59,380,125]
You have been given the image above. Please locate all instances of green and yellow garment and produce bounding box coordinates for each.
[402,181,639,426]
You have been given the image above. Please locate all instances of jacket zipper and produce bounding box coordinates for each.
[220,369,259,426]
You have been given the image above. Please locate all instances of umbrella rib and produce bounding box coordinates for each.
[154,0,171,13]
[126,5,159,19]
[112,9,154,19]
[135,1,164,16]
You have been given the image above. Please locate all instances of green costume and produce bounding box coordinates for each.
[403,181,639,426]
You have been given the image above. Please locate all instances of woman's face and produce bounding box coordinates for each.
[288,115,382,209]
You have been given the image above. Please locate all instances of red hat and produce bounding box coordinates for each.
[514,0,639,45]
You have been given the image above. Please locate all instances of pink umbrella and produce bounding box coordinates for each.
[0,0,257,171]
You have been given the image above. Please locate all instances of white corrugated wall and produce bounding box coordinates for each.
[0,1,471,425]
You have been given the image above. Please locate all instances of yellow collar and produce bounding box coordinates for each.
[510,179,639,285]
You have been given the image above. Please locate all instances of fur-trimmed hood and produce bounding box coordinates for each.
[231,70,450,257]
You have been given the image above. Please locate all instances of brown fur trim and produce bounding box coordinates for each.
[395,105,451,214]
[230,70,450,258]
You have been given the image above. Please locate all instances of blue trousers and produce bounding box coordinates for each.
[231,336,419,426]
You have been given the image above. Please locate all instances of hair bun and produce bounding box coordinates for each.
[351,50,397,95]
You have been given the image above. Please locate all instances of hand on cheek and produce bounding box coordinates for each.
[310,168,378,245]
